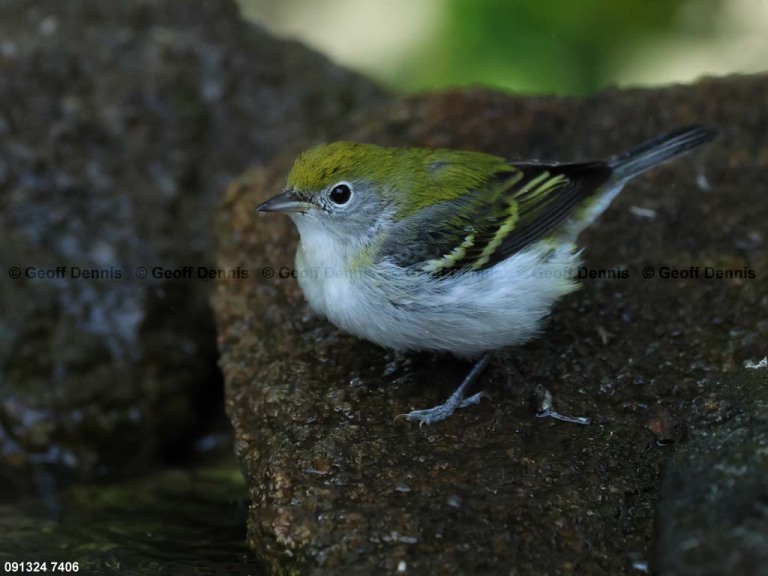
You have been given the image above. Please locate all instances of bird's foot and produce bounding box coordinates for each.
[395,391,491,427]
[395,354,492,426]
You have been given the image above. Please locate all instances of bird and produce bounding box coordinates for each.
[256,125,717,425]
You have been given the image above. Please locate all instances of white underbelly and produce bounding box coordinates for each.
[295,242,580,357]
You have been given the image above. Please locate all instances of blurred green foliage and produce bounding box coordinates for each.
[395,0,719,94]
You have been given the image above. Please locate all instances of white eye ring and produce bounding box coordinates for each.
[328,181,353,205]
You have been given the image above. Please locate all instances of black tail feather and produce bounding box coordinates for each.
[609,125,717,180]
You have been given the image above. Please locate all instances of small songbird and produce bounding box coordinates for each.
[257,126,716,425]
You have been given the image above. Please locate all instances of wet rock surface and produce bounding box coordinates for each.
[0,0,386,484]
[0,453,260,575]
[656,367,768,576]
[213,75,768,574]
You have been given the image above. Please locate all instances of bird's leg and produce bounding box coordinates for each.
[396,353,492,426]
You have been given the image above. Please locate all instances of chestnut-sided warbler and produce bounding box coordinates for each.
[257,126,716,425]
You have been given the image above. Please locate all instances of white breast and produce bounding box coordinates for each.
[293,217,581,358]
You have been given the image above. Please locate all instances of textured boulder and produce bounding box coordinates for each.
[0,0,386,484]
[656,367,768,576]
[213,75,768,574]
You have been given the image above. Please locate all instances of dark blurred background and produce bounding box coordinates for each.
[239,0,768,94]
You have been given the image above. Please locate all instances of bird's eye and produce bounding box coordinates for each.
[329,183,352,205]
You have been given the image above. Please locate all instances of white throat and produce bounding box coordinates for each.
[292,215,354,278]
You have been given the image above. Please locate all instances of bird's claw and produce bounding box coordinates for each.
[394,391,491,426]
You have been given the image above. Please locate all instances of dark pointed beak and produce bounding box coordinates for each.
[256,190,312,214]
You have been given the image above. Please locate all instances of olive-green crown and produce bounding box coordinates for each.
[286,141,510,216]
